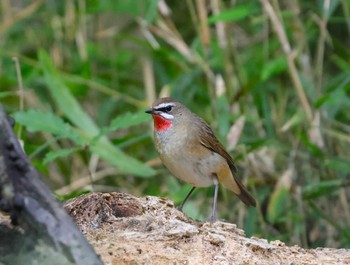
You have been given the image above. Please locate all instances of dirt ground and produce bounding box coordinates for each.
[64,192,350,265]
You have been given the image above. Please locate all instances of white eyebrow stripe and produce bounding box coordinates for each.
[159,112,174,120]
[155,102,176,109]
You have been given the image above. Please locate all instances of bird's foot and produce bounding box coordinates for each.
[176,204,184,212]
[207,214,218,224]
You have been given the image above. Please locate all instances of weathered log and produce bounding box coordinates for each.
[0,105,103,265]
[64,192,350,265]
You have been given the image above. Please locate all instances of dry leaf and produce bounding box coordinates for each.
[227,116,245,151]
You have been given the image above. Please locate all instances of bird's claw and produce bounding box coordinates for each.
[176,205,184,212]
[207,215,218,223]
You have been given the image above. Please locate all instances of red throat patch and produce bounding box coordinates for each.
[153,114,172,131]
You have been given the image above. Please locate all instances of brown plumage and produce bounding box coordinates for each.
[198,118,256,206]
[146,97,256,221]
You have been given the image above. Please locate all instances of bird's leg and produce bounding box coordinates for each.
[177,186,196,212]
[208,176,219,223]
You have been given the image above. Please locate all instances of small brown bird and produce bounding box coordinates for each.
[146,97,256,221]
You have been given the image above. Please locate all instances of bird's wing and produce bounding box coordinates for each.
[197,118,256,207]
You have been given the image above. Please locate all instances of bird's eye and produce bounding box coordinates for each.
[164,106,173,113]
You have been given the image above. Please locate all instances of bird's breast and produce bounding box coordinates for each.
[156,132,230,187]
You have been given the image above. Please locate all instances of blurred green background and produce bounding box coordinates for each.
[1,0,350,248]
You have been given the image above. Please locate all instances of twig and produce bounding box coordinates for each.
[210,0,227,48]
[210,0,237,102]
[12,57,24,139]
[195,0,211,50]
[88,154,99,193]
[0,0,43,35]
[339,188,350,227]
[55,167,118,195]
[295,185,309,247]
[186,0,200,38]
[315,0,330,95]
[76,0,88,61]
[142,57,156,106]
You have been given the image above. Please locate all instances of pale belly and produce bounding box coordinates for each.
[160,147,227,188]
[154,127,237,190]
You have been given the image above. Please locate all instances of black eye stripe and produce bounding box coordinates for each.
[156,106,173,112]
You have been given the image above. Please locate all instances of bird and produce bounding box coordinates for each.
[145,97,256,222]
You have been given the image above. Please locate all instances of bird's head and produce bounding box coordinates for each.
[145,97,185,132]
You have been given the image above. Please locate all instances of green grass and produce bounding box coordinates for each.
[1,0,350,248]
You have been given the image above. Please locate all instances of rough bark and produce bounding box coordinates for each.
[64,192,350,265]
[0,106,103,265]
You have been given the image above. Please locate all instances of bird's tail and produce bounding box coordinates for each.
[233,174,256,207]
[221,163,256,207]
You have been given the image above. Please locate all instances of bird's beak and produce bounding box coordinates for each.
[145,108,154,114]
